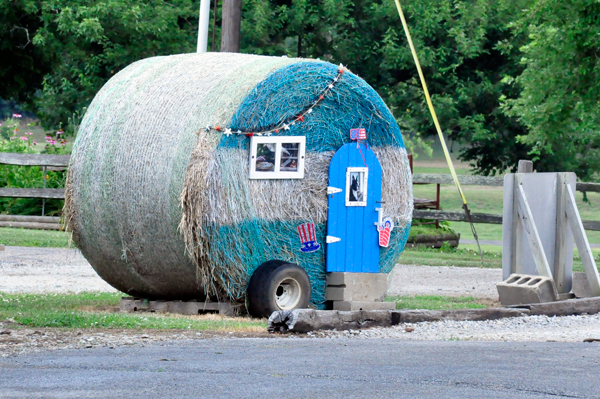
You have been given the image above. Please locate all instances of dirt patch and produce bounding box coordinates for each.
[0,320,274,358]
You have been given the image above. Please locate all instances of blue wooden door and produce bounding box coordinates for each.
[326,143,382,273]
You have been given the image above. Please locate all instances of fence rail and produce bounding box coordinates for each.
[413,173,600,193]
[0,215,61,230]
[0,153,70,167]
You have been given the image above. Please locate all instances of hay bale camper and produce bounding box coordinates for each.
[65,53,413,317]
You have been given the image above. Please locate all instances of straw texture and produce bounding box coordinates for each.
[65,52,412,305]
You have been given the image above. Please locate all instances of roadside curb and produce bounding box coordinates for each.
[268,297,600,333]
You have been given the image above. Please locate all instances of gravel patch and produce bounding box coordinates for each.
[388,264,501,299]
[1,246,501,299]
[0,246,116,294]
[0,320,272,358]
[313,314,600,342]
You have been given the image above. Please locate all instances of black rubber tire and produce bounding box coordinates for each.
[247,260,311,318]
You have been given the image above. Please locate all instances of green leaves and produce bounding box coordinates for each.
[2,0,597,179]
[504,0,600,180]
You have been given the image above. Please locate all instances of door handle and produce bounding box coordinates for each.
[375,207,383,227]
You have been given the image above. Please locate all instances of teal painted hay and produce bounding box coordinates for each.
[222,61,404,151]
[65,52,413,307]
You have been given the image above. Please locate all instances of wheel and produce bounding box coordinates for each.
[247,260,311,318]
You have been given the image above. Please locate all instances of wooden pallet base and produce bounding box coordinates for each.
[119,297,242,316]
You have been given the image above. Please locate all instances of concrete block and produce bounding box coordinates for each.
[326,272,388,302]
[497,274,557,306]
[332,301,396,311]
[573,272,593,298]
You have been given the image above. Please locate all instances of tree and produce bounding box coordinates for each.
[0,1,49,106]
[1,0,200,129]
[240,0,532,173]
[503,0,600,181]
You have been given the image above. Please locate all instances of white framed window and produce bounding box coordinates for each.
[249,136,306,179]
[345,167,368,207]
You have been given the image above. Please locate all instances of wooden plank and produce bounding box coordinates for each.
[517,160,533,173]
[0,153,70,167]
[583,220,600,231]
[413,209,600,232]
[412,209,502,224]
[516,184,554,279]
[413,173,599,193]
[514,297,600,317]
[0,188,65,199]
[0,221,61,230]
[0,215,60,223]
[576,182,600,193]
[554,173,569,293]
[392,308,530,324]
[412,174,504,186]
[565,183,600,296]
[512,175,523,274]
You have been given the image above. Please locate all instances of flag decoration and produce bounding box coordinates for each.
[297,222,321,253]
[350,128,367,141]
[199,65,346,138]
[378,217,394,248]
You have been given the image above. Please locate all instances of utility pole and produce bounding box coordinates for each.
[220,0,242,52]
[197,0,211,53]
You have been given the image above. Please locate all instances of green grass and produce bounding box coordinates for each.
[0,227,71,247]
[0,292,267,331]
[400,246,502,268]
[384,294,488,310]
[400,245,600,272]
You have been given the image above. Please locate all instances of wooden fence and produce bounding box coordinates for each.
[1,152,600,231]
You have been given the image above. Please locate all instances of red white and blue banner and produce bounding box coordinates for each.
[297,222,321,253]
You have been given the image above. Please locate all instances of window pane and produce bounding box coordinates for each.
[280,142,299,172]
[256,143,276,172]
[348,171,366,202]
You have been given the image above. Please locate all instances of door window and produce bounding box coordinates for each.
[345,167,368,206]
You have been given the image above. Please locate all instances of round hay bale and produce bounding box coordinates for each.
[65,52,413,306]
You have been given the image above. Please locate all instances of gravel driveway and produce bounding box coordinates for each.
[1,246,500,299]
[0,246,116,294]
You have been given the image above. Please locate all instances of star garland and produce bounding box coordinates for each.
[199,64,346,138]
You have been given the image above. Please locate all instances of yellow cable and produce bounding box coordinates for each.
[392,0,467,205]
[393,0,484,263]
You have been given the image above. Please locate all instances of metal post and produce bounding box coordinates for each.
[197,0,211,53]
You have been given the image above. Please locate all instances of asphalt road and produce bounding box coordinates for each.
[2,339,599,398]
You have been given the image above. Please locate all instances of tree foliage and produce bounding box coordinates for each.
[240,0,533,173]
[2,0,599,178]
[504,0,600,181]
[1,0,199,128]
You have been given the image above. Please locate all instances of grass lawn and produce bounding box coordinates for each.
[384,294,488,310]
[0,227,71,247]
[0,292,267,331]
[0,292,491,329]
[399,246,502,268]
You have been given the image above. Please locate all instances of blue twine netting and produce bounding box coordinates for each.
[220,61,405,151]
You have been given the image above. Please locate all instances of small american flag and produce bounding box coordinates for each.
[350,128,367,141]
